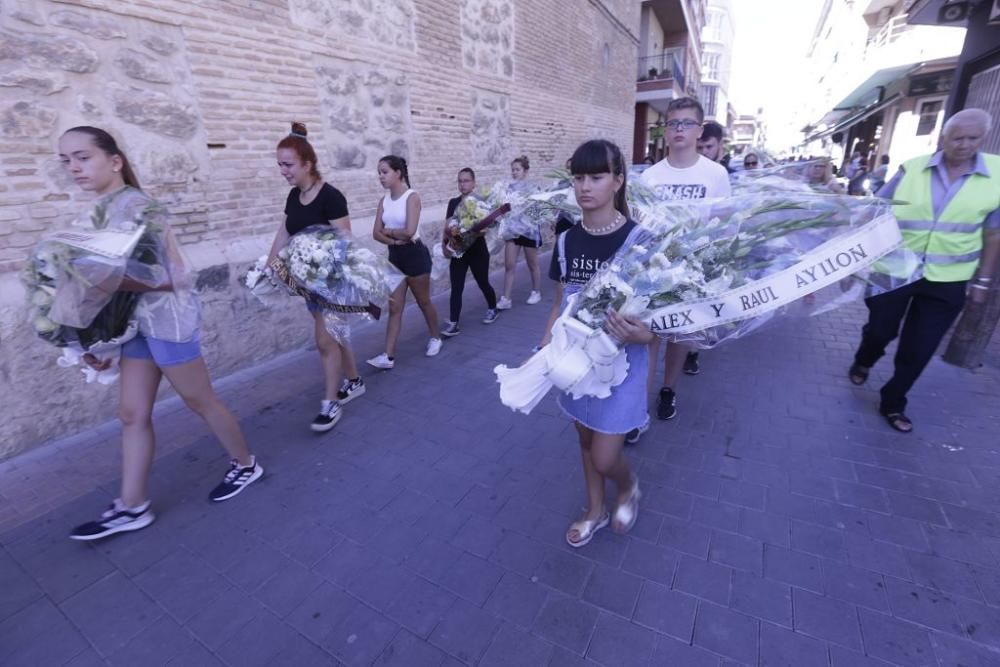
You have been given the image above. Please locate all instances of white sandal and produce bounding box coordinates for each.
[613,477,641,534]
[566,512,610,548]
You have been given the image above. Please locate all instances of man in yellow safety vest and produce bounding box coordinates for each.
[848,108,1000,433]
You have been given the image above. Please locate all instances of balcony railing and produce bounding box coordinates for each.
[867,14,910,50]
[637,53,686,91]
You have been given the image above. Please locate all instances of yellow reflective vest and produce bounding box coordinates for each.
[893,152,1000,282]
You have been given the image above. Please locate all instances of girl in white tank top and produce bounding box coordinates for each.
[380,189,418,239]
[368,156,442,368]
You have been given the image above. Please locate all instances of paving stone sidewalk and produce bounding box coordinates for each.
[2,267,1000,667]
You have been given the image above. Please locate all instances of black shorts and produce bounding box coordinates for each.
[512,235,541,248]
[388,240,432,277]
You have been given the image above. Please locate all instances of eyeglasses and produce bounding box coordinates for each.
[665,119,702,131]
[745,160,759,167]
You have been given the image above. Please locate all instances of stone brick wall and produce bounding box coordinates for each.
[0,0,639,459]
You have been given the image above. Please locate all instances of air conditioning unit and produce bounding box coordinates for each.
[938,0,971,23]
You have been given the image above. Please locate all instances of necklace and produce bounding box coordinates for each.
[299,179,320,202]
[582,212,624,235]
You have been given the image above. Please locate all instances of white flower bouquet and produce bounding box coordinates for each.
[496,190,918,414]
[22,198,163,383]
[483,180,554,243]
[244,225,404,338]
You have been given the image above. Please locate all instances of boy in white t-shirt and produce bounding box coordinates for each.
[640,97,731,425]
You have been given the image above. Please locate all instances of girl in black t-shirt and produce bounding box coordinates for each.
[539,140,653,549]
[440,168,499,336]
[268,123,364,433]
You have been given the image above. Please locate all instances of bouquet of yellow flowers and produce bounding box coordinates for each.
[444,197,511,258]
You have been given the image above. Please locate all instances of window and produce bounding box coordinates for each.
[702,53,720,79]
[916,99,942,136]
[701,85,718,117]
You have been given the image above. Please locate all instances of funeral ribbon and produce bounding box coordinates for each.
[495,211,903,414]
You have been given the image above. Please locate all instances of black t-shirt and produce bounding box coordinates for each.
[446,196,462,219]
[284,183,350,236]
[549,219,638,285]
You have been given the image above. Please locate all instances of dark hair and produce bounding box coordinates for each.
[880,155,890,164]
[743,152,759,166]
[458,167,476,179]
[64,126,140,189]
[700,121,724,141]
[511,155,530,171]
[666,96,705,123]
[568,139,628,218]
[276,122,321,180]
[379,154,411,187]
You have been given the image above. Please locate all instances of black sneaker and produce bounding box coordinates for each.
[625,417,650,445]
[209,457,264,502]
[441,322,461,337]
[337,377,366,405]
[311,400,342,432]
[683,352,701,375]
[656,387,677,420]
[70,500,155,541]
[482,309,499,325]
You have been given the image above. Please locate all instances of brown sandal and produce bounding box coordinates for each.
[848,363,869,386]
[884,412,913,433]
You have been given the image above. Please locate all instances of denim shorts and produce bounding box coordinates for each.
[122,332,202,367]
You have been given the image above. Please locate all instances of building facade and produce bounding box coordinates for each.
[0,0,641,459]
[798,0,965,168]
[698,0,734,129]
[633,0,706,162]
[730,110,766,158]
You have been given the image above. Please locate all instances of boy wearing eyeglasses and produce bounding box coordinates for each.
[640,97,731,426]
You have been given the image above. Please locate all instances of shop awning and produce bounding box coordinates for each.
[831,64,916,110]
[805,93,902,143]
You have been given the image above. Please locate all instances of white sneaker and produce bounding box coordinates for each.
[366,353,395,369]
[526,291,542,305]
[496,296,513,310]
[426,338,442,357]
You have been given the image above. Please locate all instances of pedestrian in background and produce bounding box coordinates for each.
[869,154,890,193]
[849,109,1000,433]
[497,156,543,310]
[440,168,500,337]
[697,121,734,175]
[368,155,442,369]
[641,97,732,426]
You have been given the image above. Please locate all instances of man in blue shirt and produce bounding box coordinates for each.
[849,108,1000,433]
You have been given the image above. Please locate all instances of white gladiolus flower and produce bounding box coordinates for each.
[32,290,53,307]
[33,315,58,333]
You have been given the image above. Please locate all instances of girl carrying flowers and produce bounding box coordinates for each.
[267,122,364,432]
[539,139,650,547]
[55,127,262,541]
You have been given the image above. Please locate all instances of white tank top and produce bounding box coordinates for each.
[381,189,415,230]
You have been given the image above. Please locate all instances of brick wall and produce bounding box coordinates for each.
[0,0,639,459]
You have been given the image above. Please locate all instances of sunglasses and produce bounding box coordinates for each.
[745,160,759,166]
